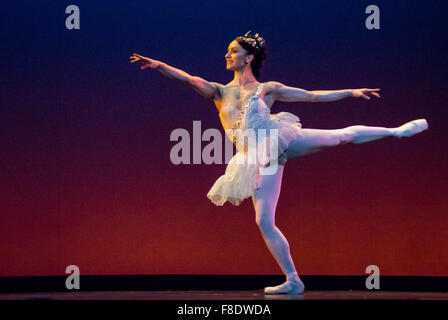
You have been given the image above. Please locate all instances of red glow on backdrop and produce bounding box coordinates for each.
[1,0,447,277]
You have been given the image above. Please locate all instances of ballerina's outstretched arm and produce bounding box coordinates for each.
[266,81,380,103]
[130,53,224,101]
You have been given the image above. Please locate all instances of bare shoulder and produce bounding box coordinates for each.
[263,81,284,94]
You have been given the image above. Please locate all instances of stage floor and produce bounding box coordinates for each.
[1,290,448,300]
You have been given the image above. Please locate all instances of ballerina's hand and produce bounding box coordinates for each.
[351,88,381,100]
[130,53,162,70]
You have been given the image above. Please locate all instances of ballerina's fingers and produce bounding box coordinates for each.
[362,89,381,99]
[365,89,380,98]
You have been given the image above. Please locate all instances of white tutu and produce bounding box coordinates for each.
[207,83,302,206]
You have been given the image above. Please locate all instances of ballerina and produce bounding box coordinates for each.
[130,31,428,295]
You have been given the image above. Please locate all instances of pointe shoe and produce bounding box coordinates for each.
[264,277,305,295]
[394,119,428,139]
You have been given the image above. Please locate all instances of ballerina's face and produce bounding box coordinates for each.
[225,40,253,71]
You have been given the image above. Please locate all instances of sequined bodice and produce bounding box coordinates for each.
[218,83,271,150]
[218,83,267,129]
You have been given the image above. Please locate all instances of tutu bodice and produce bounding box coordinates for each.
[207,82,303,206]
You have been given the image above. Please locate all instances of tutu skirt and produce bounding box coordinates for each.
[207,111,302,206]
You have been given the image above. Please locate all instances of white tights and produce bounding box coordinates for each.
[252,124,396,282]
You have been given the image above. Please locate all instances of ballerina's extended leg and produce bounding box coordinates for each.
[349,119,428,144]
[284,119,429,159]
[392,119,428,139]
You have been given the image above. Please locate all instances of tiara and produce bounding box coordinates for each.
[241,30,264,49]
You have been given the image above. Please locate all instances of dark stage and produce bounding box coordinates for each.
[1,290,448,300]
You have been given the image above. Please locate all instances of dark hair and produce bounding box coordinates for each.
[234,31,267,79]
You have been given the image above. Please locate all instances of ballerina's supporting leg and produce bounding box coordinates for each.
[284,119,429,159]
[252,165,305,294]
